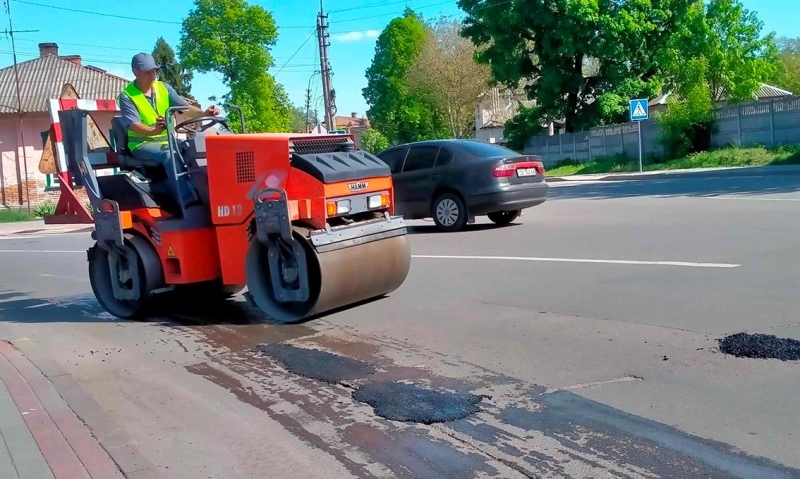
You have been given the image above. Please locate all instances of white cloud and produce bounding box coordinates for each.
[333,30,380,42]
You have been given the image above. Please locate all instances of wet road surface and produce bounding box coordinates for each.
[1,175,800,478]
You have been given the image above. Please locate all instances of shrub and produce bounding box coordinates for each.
[656,77,716,160]
[33,202,56,219]
[360,128,390,154]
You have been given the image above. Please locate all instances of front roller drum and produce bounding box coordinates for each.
[245,232,411,323]
[88,233,164,319]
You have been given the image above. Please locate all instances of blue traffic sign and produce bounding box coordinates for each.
[629,99,648,121]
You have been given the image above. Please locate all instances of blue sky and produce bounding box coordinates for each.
[3,0,798,120]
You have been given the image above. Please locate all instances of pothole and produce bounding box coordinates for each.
[718,333,800,361]
[352,381,484,424]
[256,343,376,383]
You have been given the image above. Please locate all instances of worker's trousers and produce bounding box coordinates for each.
[131,142,171,169]
[131,142,193,204]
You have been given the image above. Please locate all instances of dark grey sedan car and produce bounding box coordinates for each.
[376,139,549,232]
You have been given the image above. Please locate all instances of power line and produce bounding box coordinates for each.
[11,0,314,29]
[329,0,442,14]
[273,28,317,75]
[329,0,512,34]
[328,0,453,24]
[12,37,318,61]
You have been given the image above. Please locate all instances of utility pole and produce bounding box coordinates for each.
[304,87,312,133]
[316,0,335,132]
[3,0,37,213]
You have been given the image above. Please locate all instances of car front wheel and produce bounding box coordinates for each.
[487,210,520,225]
[432,193,467,232]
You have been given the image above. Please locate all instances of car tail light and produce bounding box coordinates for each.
[493,161,545,177]
[493,163,517,177]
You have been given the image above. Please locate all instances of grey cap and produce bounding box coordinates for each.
[131,52,159,71]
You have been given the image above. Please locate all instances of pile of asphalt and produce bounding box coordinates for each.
[257,343,376,383]
[352,381,483,424]
[718,333,800,361]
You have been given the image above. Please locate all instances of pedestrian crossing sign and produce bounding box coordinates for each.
[630,99,648,121]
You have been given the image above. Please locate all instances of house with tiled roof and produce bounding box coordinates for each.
[0,42,130,207]
[648,83,794,113]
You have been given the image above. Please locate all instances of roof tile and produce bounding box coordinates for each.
[0,54,129,114]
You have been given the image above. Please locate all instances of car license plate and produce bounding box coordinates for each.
[516,168,537,177]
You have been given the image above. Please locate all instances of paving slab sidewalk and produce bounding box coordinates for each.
[0,341,123,479]
[546,164,800,182]
[0,220,93,237]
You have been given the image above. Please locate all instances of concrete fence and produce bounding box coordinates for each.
[523,95,800,167]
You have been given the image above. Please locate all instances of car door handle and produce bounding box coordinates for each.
[431,174,441,179]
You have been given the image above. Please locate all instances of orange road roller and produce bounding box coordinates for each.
[58,106,411,323]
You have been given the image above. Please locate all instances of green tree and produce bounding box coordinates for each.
[289,104,309,132]
[458,0,691,135]
[178,0,292,132]
[664,0,777,104]
[772,37,800,94]
[363,8,448,144]
[359,128,390,154]
[406,17,492,138]
[152,37,194,100]
[656,59,716,159]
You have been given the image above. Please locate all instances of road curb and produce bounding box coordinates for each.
[546,165,800,183]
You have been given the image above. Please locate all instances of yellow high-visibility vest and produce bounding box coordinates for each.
[119,80,170,151]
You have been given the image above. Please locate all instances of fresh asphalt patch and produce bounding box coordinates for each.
[352,381,484,425]
[718,333,800,361]
[256,343,376,383]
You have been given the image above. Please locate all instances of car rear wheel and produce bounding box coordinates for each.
[432,193,467,232]
[487,210,520,225]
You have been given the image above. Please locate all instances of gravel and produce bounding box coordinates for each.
[718,333,800,361]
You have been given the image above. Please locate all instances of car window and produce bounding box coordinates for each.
[402,146,439,173]
[434,147,453,167]
[378,147,408,174]
[458,140,518,157]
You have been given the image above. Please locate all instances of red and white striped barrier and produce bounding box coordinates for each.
[47,98,120,174]
[44,97,119,224]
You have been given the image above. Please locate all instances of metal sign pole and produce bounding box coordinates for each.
[638,121,643,173]
[629,98,648,174]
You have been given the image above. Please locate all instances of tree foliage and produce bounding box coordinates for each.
[458,0,691,135]
[289,104,309,133]
[772,37,800,94]
[178,0,292,132]
[363,8,448,144]
[664,0,777,103]
[406,17,492,138]
[656,60,716,159]
[359,129,390,154]
[152,37,194,100]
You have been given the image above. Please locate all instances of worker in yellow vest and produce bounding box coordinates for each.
[118,52,219,172]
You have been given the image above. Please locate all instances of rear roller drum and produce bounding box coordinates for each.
[88,233,164,319]
[245,229,411,324]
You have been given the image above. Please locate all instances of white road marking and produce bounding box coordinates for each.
[697,196,800,202]
[411,254,740,268]
[0,250,740,268]
[0,250,84,253]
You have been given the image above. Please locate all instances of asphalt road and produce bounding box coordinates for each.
[1,174,800,478]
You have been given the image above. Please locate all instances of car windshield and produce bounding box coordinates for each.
[458,140,519,157]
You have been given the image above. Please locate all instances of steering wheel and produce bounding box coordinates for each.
[174,115,229,134]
